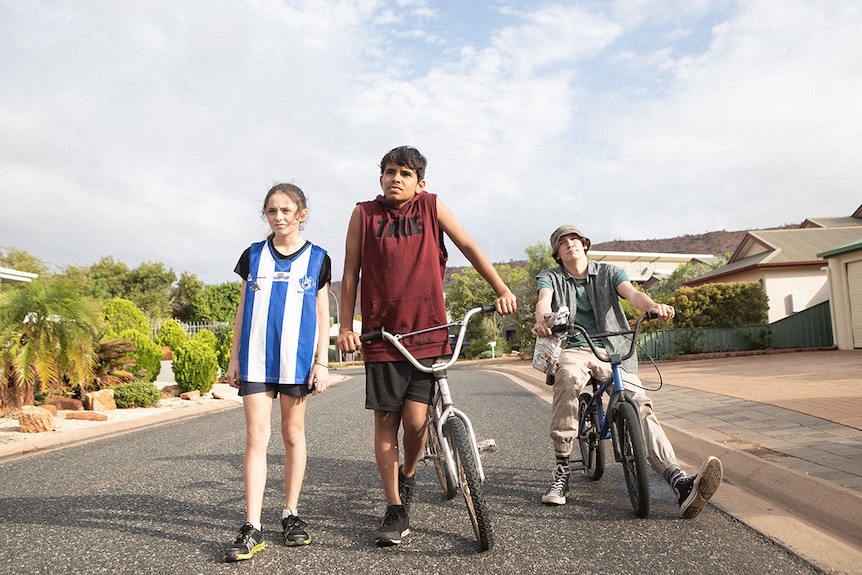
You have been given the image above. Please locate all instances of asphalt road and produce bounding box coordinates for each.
[0,366,819,574]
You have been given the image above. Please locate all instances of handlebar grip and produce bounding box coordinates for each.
[645,308,679,320]
[481,304,497,313]
[359,329,383,342]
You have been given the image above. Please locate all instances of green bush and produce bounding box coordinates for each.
[172,339,218,395]
[103,297,149,339]
[113,381,161,408]
[463,337,510,359]
[156,319,190,354]
[672,328,706,355]
[668,282,768,327]
[193,328,218,349]
[212,325,233,375]
[119,329,162,382]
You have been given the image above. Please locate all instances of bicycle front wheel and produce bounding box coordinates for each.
[427,408,458,500]
[614,401,651,518]
[578,393,605,481]
[447,417,494,552]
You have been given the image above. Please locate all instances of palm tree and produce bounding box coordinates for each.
[0,279,100,411]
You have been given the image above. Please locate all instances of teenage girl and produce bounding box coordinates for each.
[224,183,331,562]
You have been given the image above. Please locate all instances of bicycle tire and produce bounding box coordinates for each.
[446,417,494,552]
[577,393,605,481]
[427,408,458,500]
[614,401,651,518]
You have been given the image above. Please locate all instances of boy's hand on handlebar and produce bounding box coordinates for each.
[337,329,362,353]
[494,290,517,316]
[531,316,553,338]
[648,304,675,320]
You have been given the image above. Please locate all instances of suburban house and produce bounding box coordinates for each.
[684,204,862,348]
[587,250,718,284]
[819,234,862,350]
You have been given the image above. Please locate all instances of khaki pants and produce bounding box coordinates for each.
[551,348,678,477]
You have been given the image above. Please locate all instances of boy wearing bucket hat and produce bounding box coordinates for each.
[532,225,723,519]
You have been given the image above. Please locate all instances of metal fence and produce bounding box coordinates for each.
[150,321,230,341]
[636,301,833,360]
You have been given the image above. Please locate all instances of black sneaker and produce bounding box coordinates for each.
[541,463,570,505]
[224,523,265,562]
[675,456,723,519]
[399,466,416,513]
[375,504,409,547]
[282,515,311,546]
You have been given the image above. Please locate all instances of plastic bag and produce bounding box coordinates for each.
[531,306,569,375]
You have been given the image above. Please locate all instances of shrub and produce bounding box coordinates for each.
[119,329,162,382]
[172,339,218,395]
[463,337,510,359]
[668,282,768,327]
[103,298,149,339]
[113,381,161,408]
[212,325,233,375]
[672,327,706,355]
[156,319,189,354]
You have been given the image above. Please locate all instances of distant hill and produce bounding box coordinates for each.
[590,230,747,256]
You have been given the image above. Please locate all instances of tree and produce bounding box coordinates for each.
[0,248,50,276]
[171,272,204,321]
[125,262,176,320]
[0,279,100,410]
[190,281,241,323]
[445,264,528,355]
[86,256,130,300]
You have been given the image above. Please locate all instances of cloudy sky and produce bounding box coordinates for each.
[2,0,860,285]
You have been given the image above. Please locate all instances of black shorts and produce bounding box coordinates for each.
[239,381,313,397]
[365,359,435,412]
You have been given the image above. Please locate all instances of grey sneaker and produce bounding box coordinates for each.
[541,463,570,505]
[375,505,410,546]
[399,466,416,513]
[224,523,265,562]
[282,515,311,546]
[675,456,723,519]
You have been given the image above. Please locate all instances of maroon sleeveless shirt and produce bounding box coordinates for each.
[358,191,450,362]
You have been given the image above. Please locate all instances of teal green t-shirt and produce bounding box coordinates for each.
[537,268,628,349]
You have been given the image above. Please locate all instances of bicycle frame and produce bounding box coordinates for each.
[578,365,634,463]
[360,304,497,484]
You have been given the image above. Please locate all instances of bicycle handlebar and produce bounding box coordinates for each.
[551,310,667,365]
[359,304,498,372]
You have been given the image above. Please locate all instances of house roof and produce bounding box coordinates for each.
[801,202,862,228]
[818,236,862,259]
[801,216,862,228]
[687,226,862,285]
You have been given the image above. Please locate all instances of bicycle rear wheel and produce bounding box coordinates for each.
[427,406,458,500]
[614,401,650,518]
[577,393,605,481]
[447,417,494,552]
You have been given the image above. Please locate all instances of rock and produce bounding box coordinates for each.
[48,397,83,411]
[82,389,117,411]
[212,391,226,400]
[160,385,181,399]
[19,405,56,433]
[180,390,201,401]
[66,411,108,421]
[38,404,59,416]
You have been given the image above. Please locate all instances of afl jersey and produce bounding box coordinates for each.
[238,240,327,384]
